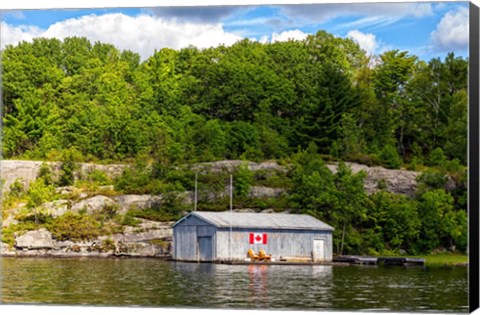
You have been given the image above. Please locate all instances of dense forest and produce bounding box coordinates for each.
[1,31,468,255]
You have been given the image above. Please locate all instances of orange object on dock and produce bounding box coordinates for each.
[248,249,260,261]
[258,249,271,261]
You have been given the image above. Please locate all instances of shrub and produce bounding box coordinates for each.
[444,158,463,173]
[379,144,402,169]
[38,163,55,186]
[99,204,119,220]
[347,153,382,167]
[165,167,195,191]
[86,169,111,186]
[198,172,228,196]
[46,212,122,241]
[407,156,422,171]
[2,180,27,211]
[26,178,57,209]
[47,212,102,241]
[234,162,254,198]
[8,179,25,198]
[197,199,230,212]
[427,147,447,167]
[58,148,81,186]
[126,208,180,222]
[16,208,54,225]
[115,168,148,194]
[416,170,448,193]
[1,221,38,247]
[122,212,141,226]
[253,169,291,188]
[329,141,340,158]
[376,179,388,190]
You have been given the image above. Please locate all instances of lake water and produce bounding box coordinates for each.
[1,257,468,312]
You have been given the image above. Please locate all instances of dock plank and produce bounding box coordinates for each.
[334,256,425,266]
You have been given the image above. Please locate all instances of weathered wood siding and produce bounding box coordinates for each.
[215,228,333,261]
[173,225,197,261]
[173,215,217,261]
[173,215,333,262]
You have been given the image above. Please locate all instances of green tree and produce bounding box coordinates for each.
[61,37,93,76]
[417,189,456,252]
[26,178,56,224]
[367,192,420,253]
[191,119,228,161]
[379,144,402,169]
[331,162,369,254]
[234,162,254,198]
[58,148,81,186]
[338,113,364,159]
[290,145,369,254]
[372,50,417,153]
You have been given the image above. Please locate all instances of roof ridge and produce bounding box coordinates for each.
[181,211,334,231]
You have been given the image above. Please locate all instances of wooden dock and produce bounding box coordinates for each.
[333,256,425,266]
[219,260,341,266]
[171,255,425,266]
[333,255,378,265]
[378,257,426,266]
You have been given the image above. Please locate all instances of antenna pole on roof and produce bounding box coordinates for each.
[230,174,233,213]
[194,172,198,212]
[229,173,233,261]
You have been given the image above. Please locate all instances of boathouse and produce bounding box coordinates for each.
[172,211,334,262]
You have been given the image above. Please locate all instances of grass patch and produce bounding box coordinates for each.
[410,253,468,267]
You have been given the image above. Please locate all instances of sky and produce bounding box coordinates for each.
[0,1,471,61]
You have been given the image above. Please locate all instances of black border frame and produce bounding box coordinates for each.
[0,1,478,314]
[469,2,480,313]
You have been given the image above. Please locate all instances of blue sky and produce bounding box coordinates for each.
[0,1,470,61]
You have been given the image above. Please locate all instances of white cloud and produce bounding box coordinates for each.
[4,10,26,19]
[280,3,433,25]
[258,35,270,44]
[431,7,469,51]
[340,15,401,31]
[1,22,43,47]
[346,29,378,55]
[1,13,243,60]
[271,29,309,42]
[148,6,243,24]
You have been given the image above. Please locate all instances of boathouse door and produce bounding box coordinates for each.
[197,236,213,261]
[313,239,325,262]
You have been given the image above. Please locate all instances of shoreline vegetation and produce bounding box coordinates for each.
[0,251,468,268]
[414,253,468,267]
[1,157,468,260]
[1,30,468,260]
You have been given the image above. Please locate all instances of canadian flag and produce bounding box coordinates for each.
[249,233,268,244]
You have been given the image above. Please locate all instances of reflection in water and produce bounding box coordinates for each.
[1,258,468,312]
[247,264,268,305]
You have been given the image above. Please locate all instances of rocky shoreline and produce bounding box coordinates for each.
[1,219,175,259]
[2,159,453,197]
[1,159,457,258]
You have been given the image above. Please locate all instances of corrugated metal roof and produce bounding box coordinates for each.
[174,211,334,231]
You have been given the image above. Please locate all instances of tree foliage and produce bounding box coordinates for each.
[2,34,467,169]
[1,33,468,255]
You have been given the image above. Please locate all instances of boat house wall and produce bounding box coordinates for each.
[172,212,334,262]
[173,215,218,261]
[215,228,333,261]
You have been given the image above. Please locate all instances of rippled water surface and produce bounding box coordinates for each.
[1,258,468,312]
